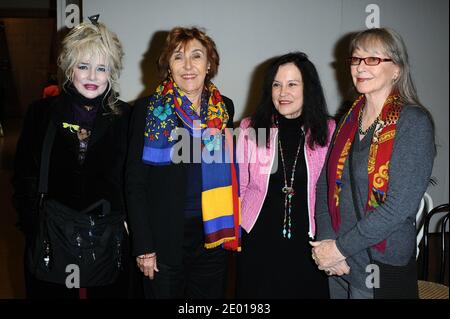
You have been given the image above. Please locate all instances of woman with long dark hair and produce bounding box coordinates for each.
[236,52,336,298]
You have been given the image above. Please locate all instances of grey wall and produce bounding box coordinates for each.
[80,0,448,218]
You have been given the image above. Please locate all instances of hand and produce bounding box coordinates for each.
[323,260,351,276]
[136,253,159,279]
[310,240,346,269]
[77,128,90,141]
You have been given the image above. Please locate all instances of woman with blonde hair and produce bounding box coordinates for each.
[12,18,130,299]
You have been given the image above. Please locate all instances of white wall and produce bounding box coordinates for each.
[80,0,448,219]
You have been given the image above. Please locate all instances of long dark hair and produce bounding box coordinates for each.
[250,52,331,149]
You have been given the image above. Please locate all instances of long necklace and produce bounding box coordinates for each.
[278,130,303,239]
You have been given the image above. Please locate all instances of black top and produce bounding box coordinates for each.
[184,161,202,218]
[268,115,308,240]
[237,115,329,298]
[12,92,130,235]
[183,118,203,219]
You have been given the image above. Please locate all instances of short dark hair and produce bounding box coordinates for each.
[250,52,331,148]
[158,26,220,82]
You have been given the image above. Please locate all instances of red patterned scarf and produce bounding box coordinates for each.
[327,92,402,252]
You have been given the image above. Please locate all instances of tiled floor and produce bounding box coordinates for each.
[0,119,26,298]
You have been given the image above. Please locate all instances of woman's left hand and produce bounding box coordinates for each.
[310,239,346,269]
[323,260,351,276]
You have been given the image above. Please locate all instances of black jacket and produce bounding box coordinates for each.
[126,95,234,265]
[12,93,130,235]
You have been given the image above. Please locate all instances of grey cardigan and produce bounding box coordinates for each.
[315,105,435,289]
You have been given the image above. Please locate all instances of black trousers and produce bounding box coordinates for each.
[143,216,228,299]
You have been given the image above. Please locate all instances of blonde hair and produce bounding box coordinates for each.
[58,21,124,113]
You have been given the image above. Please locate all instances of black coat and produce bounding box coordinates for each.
[126,95,234,265]
[12,93,130,235]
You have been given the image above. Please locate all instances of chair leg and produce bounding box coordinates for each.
[423,218,430,280]
[440,214,449,283]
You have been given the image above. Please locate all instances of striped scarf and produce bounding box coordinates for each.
[143,80,241,251]
[327,92,402,253]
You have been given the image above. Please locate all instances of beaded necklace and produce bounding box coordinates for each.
[358,106,379,136]
[278,127,303,239]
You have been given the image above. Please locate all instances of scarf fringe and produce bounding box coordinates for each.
[204,236,241,251]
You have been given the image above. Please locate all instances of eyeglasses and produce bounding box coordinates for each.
[347,57,394,66]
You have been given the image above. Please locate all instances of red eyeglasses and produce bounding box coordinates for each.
[347,57,394,66]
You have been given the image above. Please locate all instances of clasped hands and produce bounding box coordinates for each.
[310,239,350,276]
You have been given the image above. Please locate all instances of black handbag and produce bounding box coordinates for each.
[348,142,418,299]
[26,119,125,287]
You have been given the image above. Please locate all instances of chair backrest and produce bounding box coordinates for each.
[422,203,449,283]
[416,192,434,259]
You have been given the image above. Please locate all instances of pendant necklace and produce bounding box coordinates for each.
[358,105,379,136]
[278,127,303,239]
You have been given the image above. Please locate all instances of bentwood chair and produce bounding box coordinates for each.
[417,203,449,299]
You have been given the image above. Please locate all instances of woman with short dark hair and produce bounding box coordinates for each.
[126,26,240,299]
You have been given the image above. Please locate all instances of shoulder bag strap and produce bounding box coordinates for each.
[38,118,57,207]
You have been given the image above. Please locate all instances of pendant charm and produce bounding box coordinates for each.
[283,226,292,239]
[282,186,294,195]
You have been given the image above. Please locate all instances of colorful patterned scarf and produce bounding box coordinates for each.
[327,92,402,252]
[143,80,241,251]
